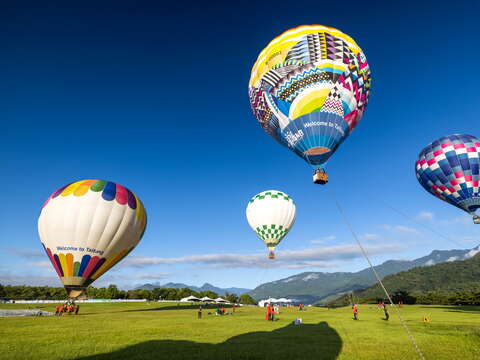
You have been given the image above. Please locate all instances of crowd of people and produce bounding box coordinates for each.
[54,301,80,316]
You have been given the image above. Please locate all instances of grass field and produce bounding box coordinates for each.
[1,302,479,360]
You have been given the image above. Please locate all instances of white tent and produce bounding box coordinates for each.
[180,295,200,302]
[215,297,228,303]
[200,296,215,302]
[258,297,292,307]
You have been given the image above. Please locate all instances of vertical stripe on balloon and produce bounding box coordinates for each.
[44,245,62,277]
[82,256,101,278]
[53,254,64,277]
[90,180,107,192]
[61,181,83,197]
[88,258,106,279]
[66,253,74,276]
[116,184,128,205]
[74,180,95,196]
[78,255,91,276]
[73,261,80,276]
[52,184,70,199]
[58,254,68,276]
[90,248,129,280]
[127,189,137,209]
[102,182,116,201]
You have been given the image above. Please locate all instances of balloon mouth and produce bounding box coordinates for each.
[64,286,87,299]
[304,147,331,156]
[61,276,93,299]
[268,251,275,260]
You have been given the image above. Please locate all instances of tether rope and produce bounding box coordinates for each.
[334,197,426,360]
[381,202,464,248]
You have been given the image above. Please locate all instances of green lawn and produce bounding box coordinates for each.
[1,302,479,360]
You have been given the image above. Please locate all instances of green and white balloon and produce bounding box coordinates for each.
[246,190,296,259]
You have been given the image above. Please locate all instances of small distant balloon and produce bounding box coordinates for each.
[38,180,147,298]
[246,190,296,259]
[415,134,480,224]
[249,25,371,184]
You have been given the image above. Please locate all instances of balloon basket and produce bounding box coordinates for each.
[474,216,480,225]
[268,251,275,260]
[313,170,328,185]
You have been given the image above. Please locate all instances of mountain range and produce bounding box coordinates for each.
[338,251,480,302]
[248,245,480,304]
[135,282,251,296]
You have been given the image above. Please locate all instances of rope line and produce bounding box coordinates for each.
[382,202,464,248]
[334,198,426,360]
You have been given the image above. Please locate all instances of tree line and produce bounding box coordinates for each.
[330,289,480,307]
[0,284,257,305]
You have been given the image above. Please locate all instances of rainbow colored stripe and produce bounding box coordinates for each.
[42,179,146,223]
[42,244,134,281]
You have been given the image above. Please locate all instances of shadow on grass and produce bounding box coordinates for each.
[119,304,234,312]
[418,305,480,314]
[74,321,342,360]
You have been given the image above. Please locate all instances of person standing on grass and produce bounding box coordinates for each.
[265,304,271,321]
[75,304,80,315]
[198,305,202,319]
[353,304,358,320]
[383,304,389,321]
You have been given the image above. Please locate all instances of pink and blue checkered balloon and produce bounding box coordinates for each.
[415,134,480,219]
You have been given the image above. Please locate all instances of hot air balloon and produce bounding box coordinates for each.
[415,134,480,224]
[246,190,296,259]
[38,180,147,298]
[249,25,371,184]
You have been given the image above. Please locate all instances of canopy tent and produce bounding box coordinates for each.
[215,297,228,303]
[200,296,215,302]
[258,298,293,307]
[276,298,292,303]
[180,295,200,302]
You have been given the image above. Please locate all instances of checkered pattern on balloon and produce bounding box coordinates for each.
[249,26,372,168]
[415,134,480,218]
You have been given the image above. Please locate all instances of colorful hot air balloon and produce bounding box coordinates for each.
[249,25,371,184]
[38,180,147,298]
[415,134,480,224]
[246,190,296,259]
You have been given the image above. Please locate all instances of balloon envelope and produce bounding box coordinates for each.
[249,25,371,169]
[38,180,147,298]
[246,190,296,257]
[415,134,480,217]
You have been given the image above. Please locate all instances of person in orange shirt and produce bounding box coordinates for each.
[265,304,271,321]
[352,304,358,320]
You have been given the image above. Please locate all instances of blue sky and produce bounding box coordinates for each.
[1,1,479,290]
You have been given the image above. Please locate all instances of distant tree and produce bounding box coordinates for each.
[106,285,119,299]
[391,290,416,304]
[225,292,239,304]
[198,290,218,299]
[239,294,256,305]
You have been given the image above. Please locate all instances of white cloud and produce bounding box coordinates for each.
[28,261,51,268]
[310,235,336,244]
[122,244,403,270]
[133,273,170,280]
[359,233,380,241]
[0,272,61,286]
[417,211,434,221]
[382,225,420,235]
[7,248,44,259]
